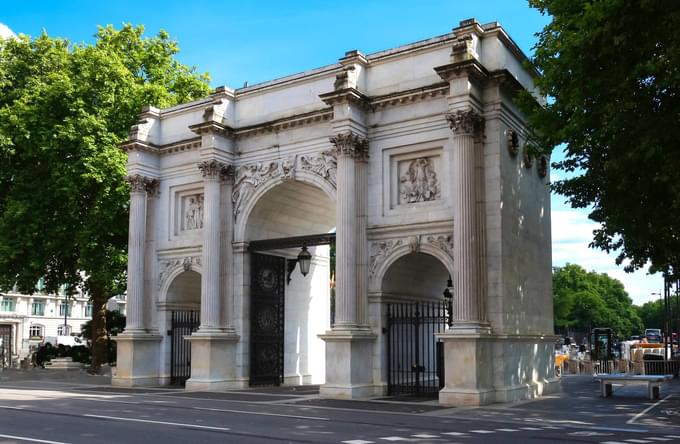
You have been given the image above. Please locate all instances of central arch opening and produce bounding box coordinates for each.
[245,179,336,386]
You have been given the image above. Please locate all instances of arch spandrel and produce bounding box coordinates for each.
[370,235,454,293]
[233,153,338,242]
[158,257,203,304]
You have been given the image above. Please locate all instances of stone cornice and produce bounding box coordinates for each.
[370,82,449,110]
[489,69,526,95]
[319,87,370,109]
[234,108,333,139]
[435,58,489,84]
[119,137,201,155]
[189,121,234,137]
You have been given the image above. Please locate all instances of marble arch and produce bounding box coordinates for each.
[114,18,558,406]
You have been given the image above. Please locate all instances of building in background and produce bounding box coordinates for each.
[0,283,126,368]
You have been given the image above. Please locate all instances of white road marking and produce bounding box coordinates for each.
[412,434,438,438]
[646,439,672,442]
[441,432,468,436]
[0,405,25,410]
[469,430,495,433]
[624,439,652,443]
[520,427,544,430]
[192,406,328,421]
[0,434,71,444]
[379,438,410,441]
[496,428,520,432]
[627,395,672,425]
[83,414,231,431]
[600,442,628,444]
[342,441,375,444]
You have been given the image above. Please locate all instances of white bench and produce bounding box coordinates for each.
[594,374,673,399]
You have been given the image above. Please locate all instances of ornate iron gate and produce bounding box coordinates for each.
[170,310,199,385]
[387,301,447,396]
[0,324,11,369]
[250,253,285,386]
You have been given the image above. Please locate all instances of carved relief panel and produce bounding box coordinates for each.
[384,144,444,215]
[169,184,205,240]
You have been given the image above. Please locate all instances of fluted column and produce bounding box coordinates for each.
[330,132,367,328]
[355,146,369,326]
[198,160,227,331]
[446,109,487,327]
[124,174,156,332]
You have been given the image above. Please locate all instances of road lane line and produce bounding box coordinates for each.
[83,414,231,431]
[0,405,25,410]
[0,434,71,444]
[191,406,329,421]
[627,394,672,425]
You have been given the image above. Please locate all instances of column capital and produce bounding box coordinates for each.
[446,109,485,138]
[329,132,369,160]
[124,174,158,194]
[198,159,233,181]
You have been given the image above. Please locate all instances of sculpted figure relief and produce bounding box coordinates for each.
[299,150,337,188]
[399,157,440,204]
[184,194,204,230]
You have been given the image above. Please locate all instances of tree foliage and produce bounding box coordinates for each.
[0,25,211,371]
[553,264,643,338]
[522,1,680,277]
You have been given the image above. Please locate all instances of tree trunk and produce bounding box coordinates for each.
[89,286,108,374]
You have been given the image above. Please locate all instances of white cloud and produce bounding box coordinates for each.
[551,209,663,305]
[0,23,16,40]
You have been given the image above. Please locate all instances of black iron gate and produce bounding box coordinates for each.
[387,301,447,396]
[0,324,11,369]
[170,310,199,385]
[250,253,285,386]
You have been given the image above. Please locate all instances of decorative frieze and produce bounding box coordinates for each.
[399,157,440,204]
[158,256,202,290]
[446,109,485,138]
[329,132,369,159]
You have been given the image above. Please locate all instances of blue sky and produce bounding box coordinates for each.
[0,0,663,305]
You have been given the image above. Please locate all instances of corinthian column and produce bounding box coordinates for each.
[198,160,227,331]
[330,132,367,329]
[355,145,369,327]
[124,174,157,332]
[446,109,488,330]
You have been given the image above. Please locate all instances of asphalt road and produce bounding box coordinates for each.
[0,373,679,444]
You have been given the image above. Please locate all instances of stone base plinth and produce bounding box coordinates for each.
[112,331,162,387]
[437,332,560,406]
[46,357,83,371]
[318,328,377,399]
[184,330,243,391]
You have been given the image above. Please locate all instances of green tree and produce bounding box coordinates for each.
[521,1,680,277]
[0,25,211,372]
[552,264,643,338]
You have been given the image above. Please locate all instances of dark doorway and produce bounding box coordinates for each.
[0,324,11,369]
[170,310,199,386]
[250,253,285,386]
[386,301,447,397]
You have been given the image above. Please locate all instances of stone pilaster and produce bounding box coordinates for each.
[124,174,157,332]
[197,160,226,331]
[446,109,489,332]
[355,144,369,326]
